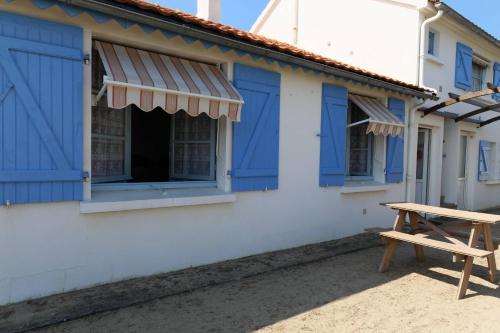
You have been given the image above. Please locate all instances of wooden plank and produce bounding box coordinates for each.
[457,224,482,300]
[415,214,467,247]
[379,231,492,258]
[381,202,500,224]
[483,224,497,283]
[378,240,398,273]
[409,212,425,262]
[378,210,407,273]
[422,85,500,116]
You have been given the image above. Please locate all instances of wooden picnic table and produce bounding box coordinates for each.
[378,202,500,300]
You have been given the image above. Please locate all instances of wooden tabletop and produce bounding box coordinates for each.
[381,202,500,224]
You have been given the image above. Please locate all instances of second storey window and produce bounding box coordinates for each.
[346,102,374,177]
[428,30,436,56]
[472,61,486,91]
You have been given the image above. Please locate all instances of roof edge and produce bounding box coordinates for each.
[429,1,500,49]
[62,0,437,100]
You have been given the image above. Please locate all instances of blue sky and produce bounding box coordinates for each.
[156,0,499,39]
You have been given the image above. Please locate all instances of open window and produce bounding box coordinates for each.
[90,41,243,191]
[346,103,374,177]
[346,95,405,182]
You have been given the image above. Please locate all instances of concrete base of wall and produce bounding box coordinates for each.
[0,233,382,333]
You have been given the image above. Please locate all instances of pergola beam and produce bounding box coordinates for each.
[480,116,500,128]
[454,102,500,122]
[421,83,500,116]
[448,93,500,113]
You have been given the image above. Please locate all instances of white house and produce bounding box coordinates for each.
[0,0,435,305]
[253,0,500,211]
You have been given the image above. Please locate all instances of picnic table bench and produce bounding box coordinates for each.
[378,202,500,300]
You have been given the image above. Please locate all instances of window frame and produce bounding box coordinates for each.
[91,104,132,184]
[427,30,438,56]
[472,60,487,91]
[89,43,224,190]
[345,101,375,180]
[169,112,218,181]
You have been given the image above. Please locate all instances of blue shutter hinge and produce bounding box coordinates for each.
[226,170,232,176]
[83,54,90,65]
[83,171,90,182]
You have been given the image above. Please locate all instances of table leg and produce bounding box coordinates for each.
[482,224,497,283]
[457,223,482,300]
[378,210,407,273]
[409,212,425,262]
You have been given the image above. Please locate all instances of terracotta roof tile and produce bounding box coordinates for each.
[109,0,434,94]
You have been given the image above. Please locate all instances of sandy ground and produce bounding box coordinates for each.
[29,244,500,333]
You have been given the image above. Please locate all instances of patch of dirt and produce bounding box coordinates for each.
[28,245,500,333]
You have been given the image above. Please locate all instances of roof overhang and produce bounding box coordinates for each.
[427,2,500,50]
[57,0,437,101]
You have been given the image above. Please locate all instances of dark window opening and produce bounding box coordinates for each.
[346,101,374,177]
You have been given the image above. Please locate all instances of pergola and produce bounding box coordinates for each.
[420,83,500,127]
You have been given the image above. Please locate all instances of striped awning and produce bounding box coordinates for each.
[349,95,405,137]
[95,41,244,121]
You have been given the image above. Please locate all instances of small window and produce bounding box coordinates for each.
[346,102,374,178]
[428,30,437,56]
[472,61,486,91]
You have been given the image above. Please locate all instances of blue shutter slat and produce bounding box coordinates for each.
[493,63,500,101]
[232,63,280,192]
[319,83,348,187]
[455,42,473,91]
[0,11,84,205]
[386,98,405,184]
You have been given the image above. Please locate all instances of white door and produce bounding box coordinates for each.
[415,128,431,204]
[457,134,468,210]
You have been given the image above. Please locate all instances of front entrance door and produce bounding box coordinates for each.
[415,128,431,204]
[457,134,468,210]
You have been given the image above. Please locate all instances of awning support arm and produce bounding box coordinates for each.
[421,83,500,116]
[95,84,107,105]
[347,119,370,128]
[480,115,500,128]
[455,102,500,122]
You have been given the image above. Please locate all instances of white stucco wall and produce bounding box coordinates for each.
[0,1,416,305]
[423,17,500,210]
[255,0,500,211]
[252,0,427,84]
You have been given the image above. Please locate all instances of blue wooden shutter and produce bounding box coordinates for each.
[232,64,280,192]
[319,83,348,187]
[455,42,473,91]
[0,11,84,205]
[386,98,405,183]
[493,63,500,101]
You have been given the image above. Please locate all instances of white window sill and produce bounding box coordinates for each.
[80,188,236,214]
[341,181,390,194]
[485,180,500,186]
[425,54,445,66]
